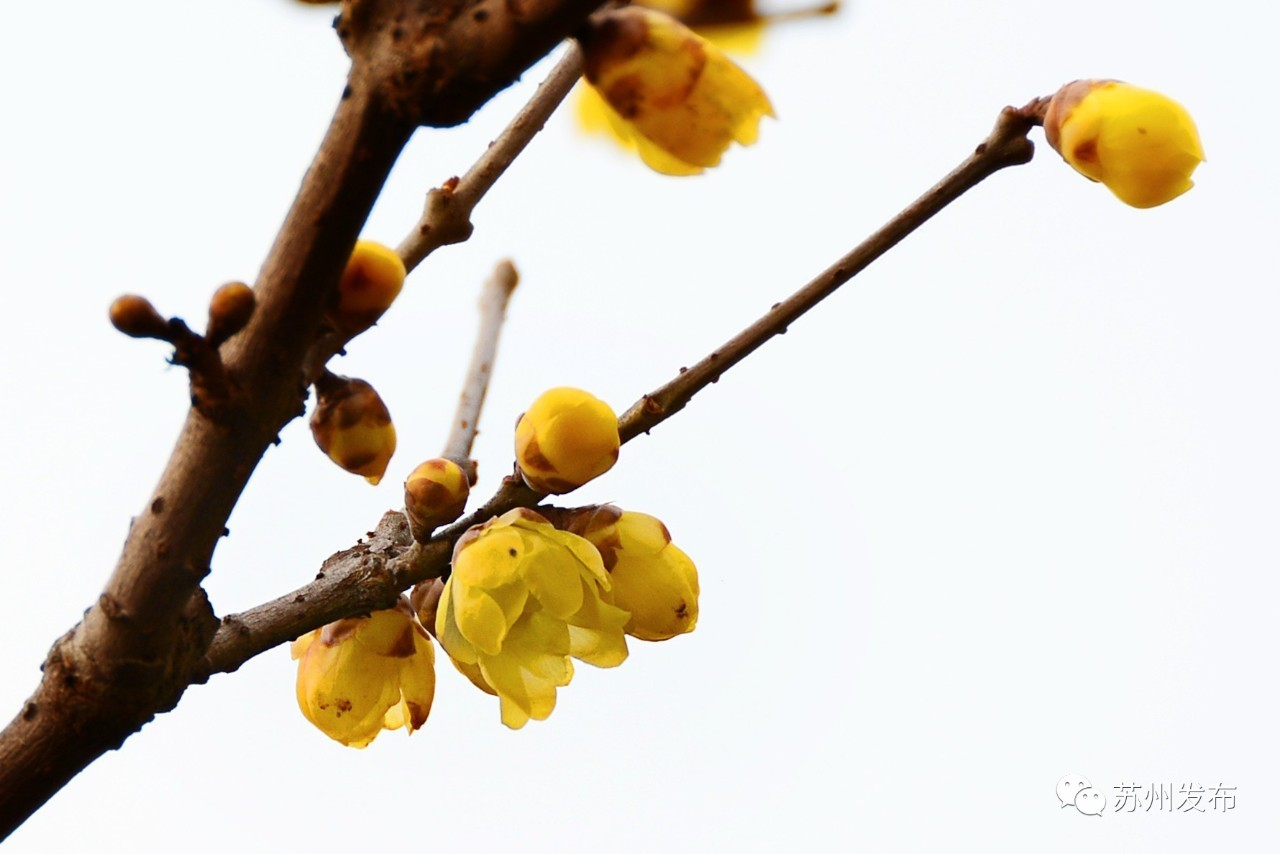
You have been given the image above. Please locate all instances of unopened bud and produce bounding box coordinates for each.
[330,240,406,334]
[109,295,169,339]
[1043,79,1204,209]
[311,374,397,484]
[514,387,620,494]
[404,458,470,541]
[205,281,256,347]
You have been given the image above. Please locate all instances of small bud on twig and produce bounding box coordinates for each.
[205,282,256,348]
[109,295,169,340]
[404,458,470,542]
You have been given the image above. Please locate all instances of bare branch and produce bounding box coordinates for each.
[397,44,585,272]
[618,103,1040,440]
[0,0,610,836]
[303,46,582,382]
[442,260,521,473]
[201,101,1041,678]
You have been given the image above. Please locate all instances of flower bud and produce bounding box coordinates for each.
[404,458,470,541]
[311,374,396,484]
[1043,80,1204,208]
[515,387,620,494]
[578,7,773,175]
[330,240,406,334]
[291,596,436,748]
[109,295,169,339]
[205,281,255,347]
[567,505,699,641]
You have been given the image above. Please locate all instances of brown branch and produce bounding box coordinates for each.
[618,103,1039,440]
[303,45,583,381]
[441,259,521,474]
[0,0,609,837]
[201,101,1041,678]
[397,44,585,272]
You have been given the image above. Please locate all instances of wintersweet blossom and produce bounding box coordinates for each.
[515,387,619,494]
[1043,80,1204,209]
[310,375,397,484]
[568,505,699,641]
[578,7,773,175]
[330,240,406,333]
[435,508,630,729]
[291,598,436,748]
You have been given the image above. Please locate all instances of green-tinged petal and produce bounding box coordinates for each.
[520,534,587,617]
[503,611,573,686]
[436,579,479,665]
[454,581,528,656]
[567,578,631,667]
[479,653,560,730]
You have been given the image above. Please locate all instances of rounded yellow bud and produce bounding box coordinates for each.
[310,374,396,484]
[1043,80,1204,209]
[404,458,471,541]
[109,294,168,339]
[514,387,620,494]
[331,240,406,333]
[568,505,699,641]
[205,281,255,347]
[579,7,773,176]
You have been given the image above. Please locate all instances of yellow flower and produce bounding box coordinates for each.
[329,240,406,334]
[310,373,396,484]
[1043,80,1204,209]
[568,505,699,641]
[435,508,630,729]
[578,7,774,175]
[291,597,436,748]
[515,387,619,494]
[404,458,471,540]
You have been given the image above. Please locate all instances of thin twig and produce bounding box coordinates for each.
[618,103,1039,440]
[203,102,1041,677]
[397,44,585,273]
[442,260,521,474]
[302,45,583,383]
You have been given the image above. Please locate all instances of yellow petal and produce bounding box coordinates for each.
[581,8,773,175]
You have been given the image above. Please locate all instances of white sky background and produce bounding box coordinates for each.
[1,0,1277,850]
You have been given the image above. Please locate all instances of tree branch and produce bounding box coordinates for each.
[397,44,585,271]
[0,0,609,837]
[201,100,1041,678]
[441,259,521,473]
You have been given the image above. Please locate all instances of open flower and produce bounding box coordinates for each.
[578,7,773,175]
[435,508,630,729]
[1043,80,1204,208]
[515,387,619,494]
[567,505,699,641]
[291,597,436,748]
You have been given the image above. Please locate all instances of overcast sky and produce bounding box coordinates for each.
[2,1,1277,851]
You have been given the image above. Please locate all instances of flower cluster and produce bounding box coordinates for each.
[294,386,701,740]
